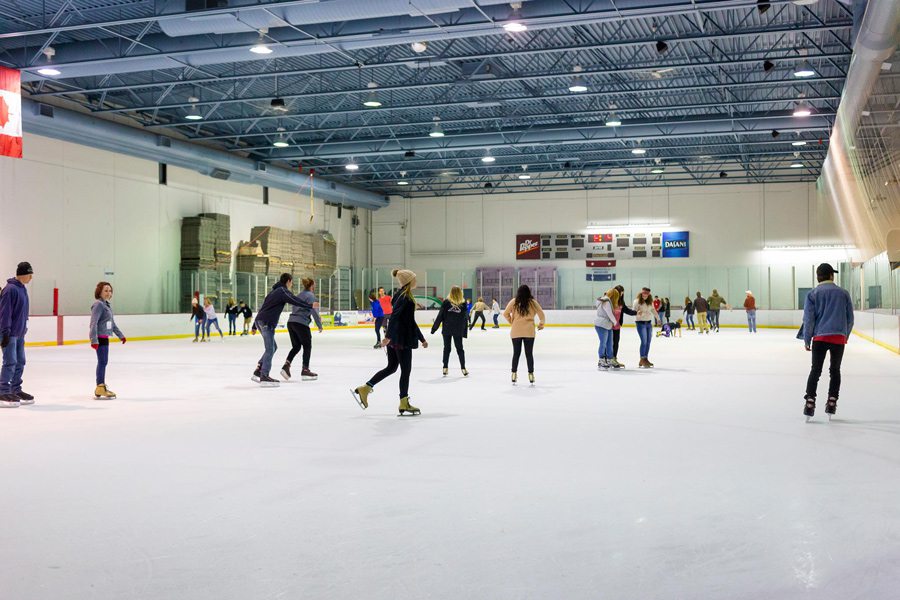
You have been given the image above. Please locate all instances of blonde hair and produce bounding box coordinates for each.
[606,288,620,307]
[448,286,465,305]
[203,297,211,307]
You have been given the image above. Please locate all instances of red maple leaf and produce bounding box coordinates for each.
[0,95,8,129]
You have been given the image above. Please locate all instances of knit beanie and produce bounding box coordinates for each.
[16,261,33,276]
[392,268,416,288]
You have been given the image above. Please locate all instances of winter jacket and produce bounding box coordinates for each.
[491,300,501,313]
[255,283,312,327]
[385,291,425,349]
[190,304,205,321]
[472,301,488,312]
[708,293,726,310]
[89,300,124,344]
[239,305,252,319]
[683,300,694,315]
[370,298,384,318]
[288,290,323,330]
[225,303,239,317]
[594,297,616,330]
[204,304,217,320]
[743,296,756,311]
[379,295,393,316]
[431,300,468,338]
[802,281,854,346]
[503,298,546,339]
[662,300,671,319]
[0,278,29,338]
[693,297,709,313]
[631,299,659,323]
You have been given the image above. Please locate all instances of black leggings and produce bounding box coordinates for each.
[442,333,466,369]
[806,341,845,399]
[368,346,413,398]
[511,337,535,373]
[470,312,486,330]
[286,322,312,367]
[612,328,621,358]
[374,317,384,344]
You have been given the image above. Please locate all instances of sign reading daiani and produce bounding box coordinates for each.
[662,231,690,258]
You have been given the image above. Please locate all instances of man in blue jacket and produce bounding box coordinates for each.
[1,262,34,407]
[802,262,854,420]
[251,273,312,387]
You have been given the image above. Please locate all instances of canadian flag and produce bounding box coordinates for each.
[0,66,23,159]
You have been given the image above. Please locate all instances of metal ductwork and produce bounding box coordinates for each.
[20,99,388,210]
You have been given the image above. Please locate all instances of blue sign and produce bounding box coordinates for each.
[586,273,616,282]
[662,231,690,258]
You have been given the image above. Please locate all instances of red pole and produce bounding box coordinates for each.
[53,288,63,346]
[53,288,59,316]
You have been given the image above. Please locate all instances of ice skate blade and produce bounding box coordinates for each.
[397,410,420,417]
[93,396,115,401]
[251,376,260,383]
[258,382,280,388]
[301,375,318,381]
[18,399,35,405]
[350,389,367,410]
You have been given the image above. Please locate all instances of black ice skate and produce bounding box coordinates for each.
[258,374,280,387]
[0,393,20,408]
[301,368,318,381]
[251,367,261,382]
[280,362,292,381]
[825,397,838,420]
[16,391,35,405]
[803,395,816,422]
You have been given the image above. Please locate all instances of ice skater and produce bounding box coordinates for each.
[707,289,727,332]
[90,281,126,400]
[0,262,34,408]
[612,284,636,367]
[491,297,501,328]
[369,291,385,349]
[251,273,312,387]
[744,290,757,333]
[281,278,323,381]
[352,269,428,416]
[239,301,252,335]
[431,285,468,377]
[378,286,393,335]
[190,297,206,342]
[693,292,710,334]
[662,297,671,325]
[203,297,224,340]
[683,296,695,330]
[594,288,621,370]
[469,297,488,331]
[503,284,545,385]
[801,263,854,421]
[633,287,660,368]
[225,297,238,336]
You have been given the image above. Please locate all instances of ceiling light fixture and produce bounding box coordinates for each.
[250,29,273,54]
[481,152,496,163]
[651,168,664,174]
[719,171,728,178]
[790,162,804,168]
[605,114,622,127]
[429,117,445,138]
[37,47,60,76]
[185,98,203,120]
[345,159,359,171]
[398,180,410,186]
[518,164,531,180]
[763,59,775,73]
[771,129,781,138]
[362,81,382,107]
[655,40,669,54]
[411,41,428,54]
[270,97,287,112]
[632,147,647,155]
[793,101,812,117]
[793,61,815,78]
[568,65,587,92]
[792,140,807,146]
[757,0,771,14]
[503,2,527,32]
[273,127,289,148]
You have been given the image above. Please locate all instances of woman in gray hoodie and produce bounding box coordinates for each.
[89,281,126,399]
[281,277,323,381]
[594,288,622,370]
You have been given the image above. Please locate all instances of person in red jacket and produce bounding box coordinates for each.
[378,286,393,334]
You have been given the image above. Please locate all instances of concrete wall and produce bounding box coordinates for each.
[0,134,370,315]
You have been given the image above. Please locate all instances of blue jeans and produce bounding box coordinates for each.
[257,323,277,376]
[709,309,720,329]
[205,317,222,336]
[95,339,109,385]
[0,336,26,394]
[493,314,500,327]
[686,313,695,328]
[636,321,653,358]
[194,317,205,337]
[594,326,613,359]
[228,314,237,335]
[746,309,757,332]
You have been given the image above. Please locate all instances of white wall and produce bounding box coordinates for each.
[373,184,854,308]
[0,134,370,315]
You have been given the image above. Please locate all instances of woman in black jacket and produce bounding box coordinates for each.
[612,284,637,365]
[352,269,428,416]
[431,285,468,377]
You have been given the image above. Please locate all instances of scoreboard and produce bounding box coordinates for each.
[539,232,666,260]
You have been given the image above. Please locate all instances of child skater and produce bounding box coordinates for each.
[190,297,206,342]
[491,297,501,328]
[369,291,385,349]
[203,297,224,340]
[594,288,621,370]
[225,297,238,336]
[503,284,545,385]
[90,281,126,399]
[239,301,253,335]
[352,269,428,416]
[431,285,468,377]
[281,278,323,381]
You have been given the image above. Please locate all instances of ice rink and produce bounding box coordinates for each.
[2,325,899,600]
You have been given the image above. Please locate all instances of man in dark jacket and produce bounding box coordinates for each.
[1,262,34,407]
[251,274,311,386]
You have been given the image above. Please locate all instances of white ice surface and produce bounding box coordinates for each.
[1,327,899,600]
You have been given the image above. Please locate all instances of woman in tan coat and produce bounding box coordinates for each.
[503,284,546,385]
